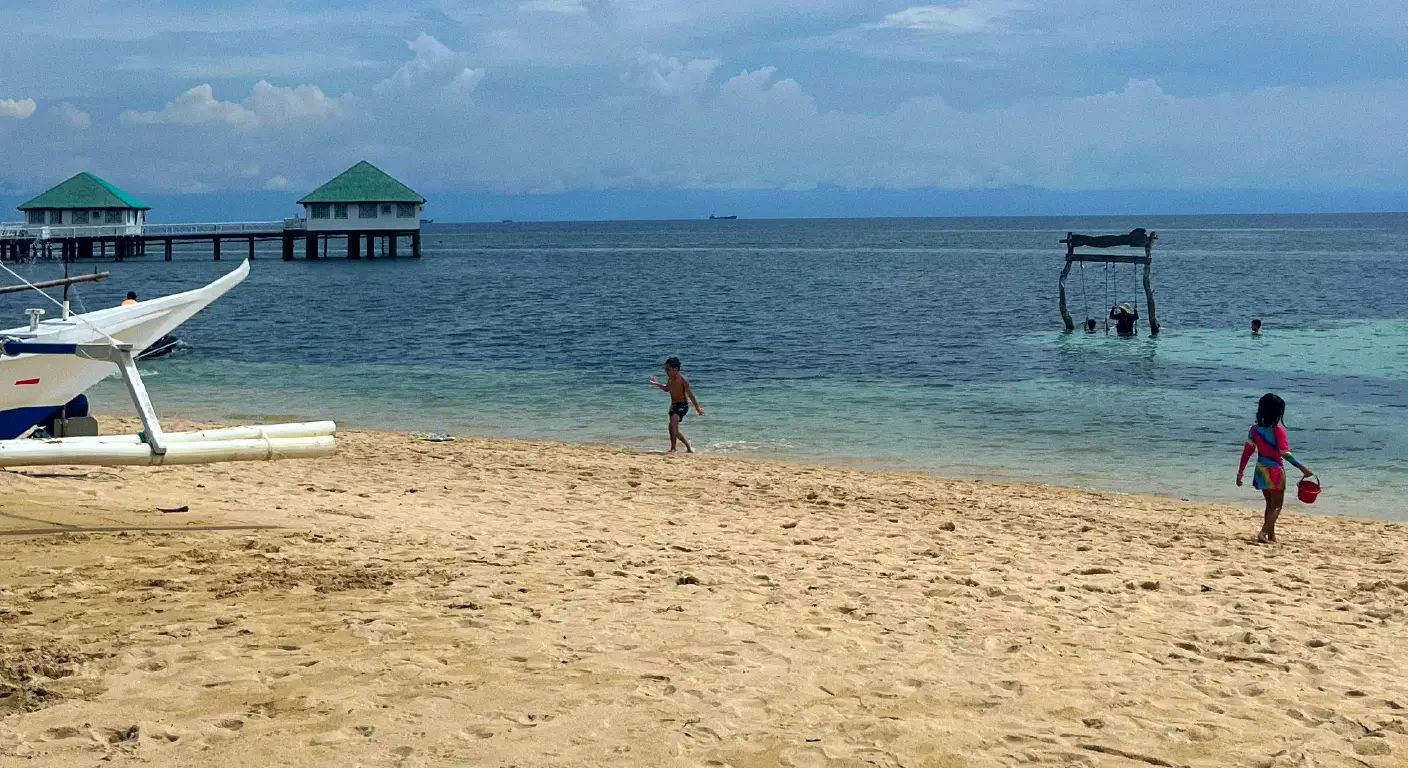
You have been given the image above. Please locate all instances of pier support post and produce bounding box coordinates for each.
[282,233,294,261]
[164,238,172,261]
[212,237,221,261]
[388,233,398,259]
[411,231,421,258]
[248,236,255,261]
[348,233,361,259]
[305,234,316,260]
[367,234,376,259]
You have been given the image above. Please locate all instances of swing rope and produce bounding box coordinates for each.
[1103,262,1112,332]
[1078,261,1090,323]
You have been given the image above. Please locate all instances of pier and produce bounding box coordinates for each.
[0,219,421,262]
[0,162,425,263]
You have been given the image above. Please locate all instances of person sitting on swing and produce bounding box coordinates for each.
[1109,303,1138,336]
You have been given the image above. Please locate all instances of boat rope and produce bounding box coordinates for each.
[0,260,119,347]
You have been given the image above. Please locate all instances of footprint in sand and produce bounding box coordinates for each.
[40,726,84,741]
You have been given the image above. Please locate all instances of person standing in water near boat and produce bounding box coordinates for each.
[648,357,703,453]
[1237,393,1313,543]
[1251,318,1262,336]
[121,291,138,306]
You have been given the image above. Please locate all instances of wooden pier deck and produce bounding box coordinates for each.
[0,219,421,262]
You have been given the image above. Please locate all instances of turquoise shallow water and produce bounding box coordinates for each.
[6,214,1405,519]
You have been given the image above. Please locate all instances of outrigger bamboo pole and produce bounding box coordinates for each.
[0,272,108,296]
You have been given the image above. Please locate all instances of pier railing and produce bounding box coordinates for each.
[0,218,308,241]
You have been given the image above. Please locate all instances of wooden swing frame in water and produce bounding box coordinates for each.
[1057,230,1160,335]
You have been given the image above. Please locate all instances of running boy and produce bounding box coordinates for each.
[648,357,703,453]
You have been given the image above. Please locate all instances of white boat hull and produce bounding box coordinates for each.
[0,260,250,438]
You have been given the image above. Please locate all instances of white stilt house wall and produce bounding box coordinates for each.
[287,161,425,260]
[4,173,150,260]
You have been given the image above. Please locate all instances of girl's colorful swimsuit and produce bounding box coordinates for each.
[1239,424,1307,491]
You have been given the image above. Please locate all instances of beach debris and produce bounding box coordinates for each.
[157,505,189,514]
[676,575,700,586]
[410,432,456,442]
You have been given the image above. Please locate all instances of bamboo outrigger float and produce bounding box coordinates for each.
[1058,229,1159,335]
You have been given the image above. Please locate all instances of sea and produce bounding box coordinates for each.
[4,214,1405,519]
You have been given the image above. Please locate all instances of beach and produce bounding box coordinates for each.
[2,422,1406,767]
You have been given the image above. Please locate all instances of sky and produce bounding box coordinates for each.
[0,0,1405,220]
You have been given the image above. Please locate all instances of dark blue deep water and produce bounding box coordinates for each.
[5,214,1405,517]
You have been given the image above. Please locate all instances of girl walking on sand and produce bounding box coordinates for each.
[1237,393,1313,543]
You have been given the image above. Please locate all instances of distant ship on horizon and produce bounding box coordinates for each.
[420,218,434,225]
[708,213,738,220]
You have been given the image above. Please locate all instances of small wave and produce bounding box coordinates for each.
[101,368,160,380]
[703,439,794,455]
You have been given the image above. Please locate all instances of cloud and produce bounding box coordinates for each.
[520,0,592,13]
[264,175,292,190]
[720,67,816,115]
[0,98,37,119]
[872,1,1022,34]
[51,102,91,129]
[375,33,486,103]
[119,81,346,130]
[447,68,487,99]
[627,54,720,95]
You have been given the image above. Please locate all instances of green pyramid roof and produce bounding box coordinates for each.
[18,172,149,211]
[298,161,425,205]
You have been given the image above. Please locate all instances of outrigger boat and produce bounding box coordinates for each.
[0,259,335,466]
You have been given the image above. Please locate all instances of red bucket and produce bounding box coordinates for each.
[1297,475,1321,504]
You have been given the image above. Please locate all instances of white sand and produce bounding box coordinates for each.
[2,424,1406,767]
